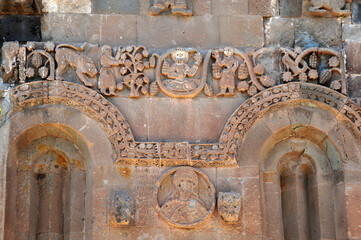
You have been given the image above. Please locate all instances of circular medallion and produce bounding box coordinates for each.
[154,167,215,228]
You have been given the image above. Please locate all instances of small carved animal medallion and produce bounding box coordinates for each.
[218,191,241,224]
[154,167,215,228]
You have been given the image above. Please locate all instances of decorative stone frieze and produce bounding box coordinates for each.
[280,47,346,94]
[1,42,348,98]
[154,167,215,228]
[3,41,361,168]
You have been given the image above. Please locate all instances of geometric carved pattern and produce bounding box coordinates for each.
[9,81,360,167]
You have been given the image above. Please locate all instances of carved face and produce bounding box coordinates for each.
[102,45,113,56]
[224,47,234,57]
[172,48,189,64]
[218,192,241,223]
[173,168,198,200]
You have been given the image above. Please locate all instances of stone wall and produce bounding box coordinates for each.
[0,0,361,240]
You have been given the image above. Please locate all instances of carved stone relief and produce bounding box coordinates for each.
[212,47,275,97]
[110,192,134,227]
[55,43,97,87]
[153,48,211,98]
[149,0,192,16]
[307,0,351,17]
[154,167,215,228]
[280,47,346,94]
[217,191,242,224]
[3,41,360,168]
[1,42,347,98]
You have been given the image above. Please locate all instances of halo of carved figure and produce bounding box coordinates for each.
[154,167,216,228]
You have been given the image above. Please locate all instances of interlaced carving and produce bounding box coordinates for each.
[280,47,346,95]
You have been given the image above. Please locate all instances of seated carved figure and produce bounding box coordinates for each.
[55,43,98,87]
[309,0,351,16]
[160,168,208,225]
[162,48,202,92]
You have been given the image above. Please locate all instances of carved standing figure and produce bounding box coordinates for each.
[162,48,202,92]
[98,45,123,96]
[309,0,351,17]
[160,168,208,225]
[149,0,192,16]
[55,43,98,87]
[212,47,239,96]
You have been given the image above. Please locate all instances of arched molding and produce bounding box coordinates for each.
[9,80,135,163]
[0,104,115,240]
[4,81,361,167]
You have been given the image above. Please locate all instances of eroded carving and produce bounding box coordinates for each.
[155,167,215,228]
[98,45,123,96]
[55,43,98,87]
[308,0,351,17]
[149,0,192,16]
[110,192,134,227]
[280,47,346,94]
[212,47,275,97]
[218,191,241,224]
[155,48,211,98]
[116,45,156,98]
[1,42,19,83]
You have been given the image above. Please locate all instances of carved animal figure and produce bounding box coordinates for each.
[1,42,19,82]
[55,43,98,87]
[309,0,351,16]
[218,192,241,223]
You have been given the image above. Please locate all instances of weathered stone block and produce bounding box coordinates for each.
[0,0,41,15]
[219,16,264,47]
[249,0,278,16]
[243,178,262,235]
[346,42,361,74]
[42,13,89,42]
[265,17,295,47]
[212,0,248,16]
[1,15,41,45]
[42,0,91,13]
[345,184,361,238]
[352,0,361,23]
[294,18,342,48]
[342,23,361,43]
[91,0,139,14]
[137,16,219,48]
[99,15,137,46]
[192,0,212,15]
[280,0,303,17]
[347,75,361,98]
